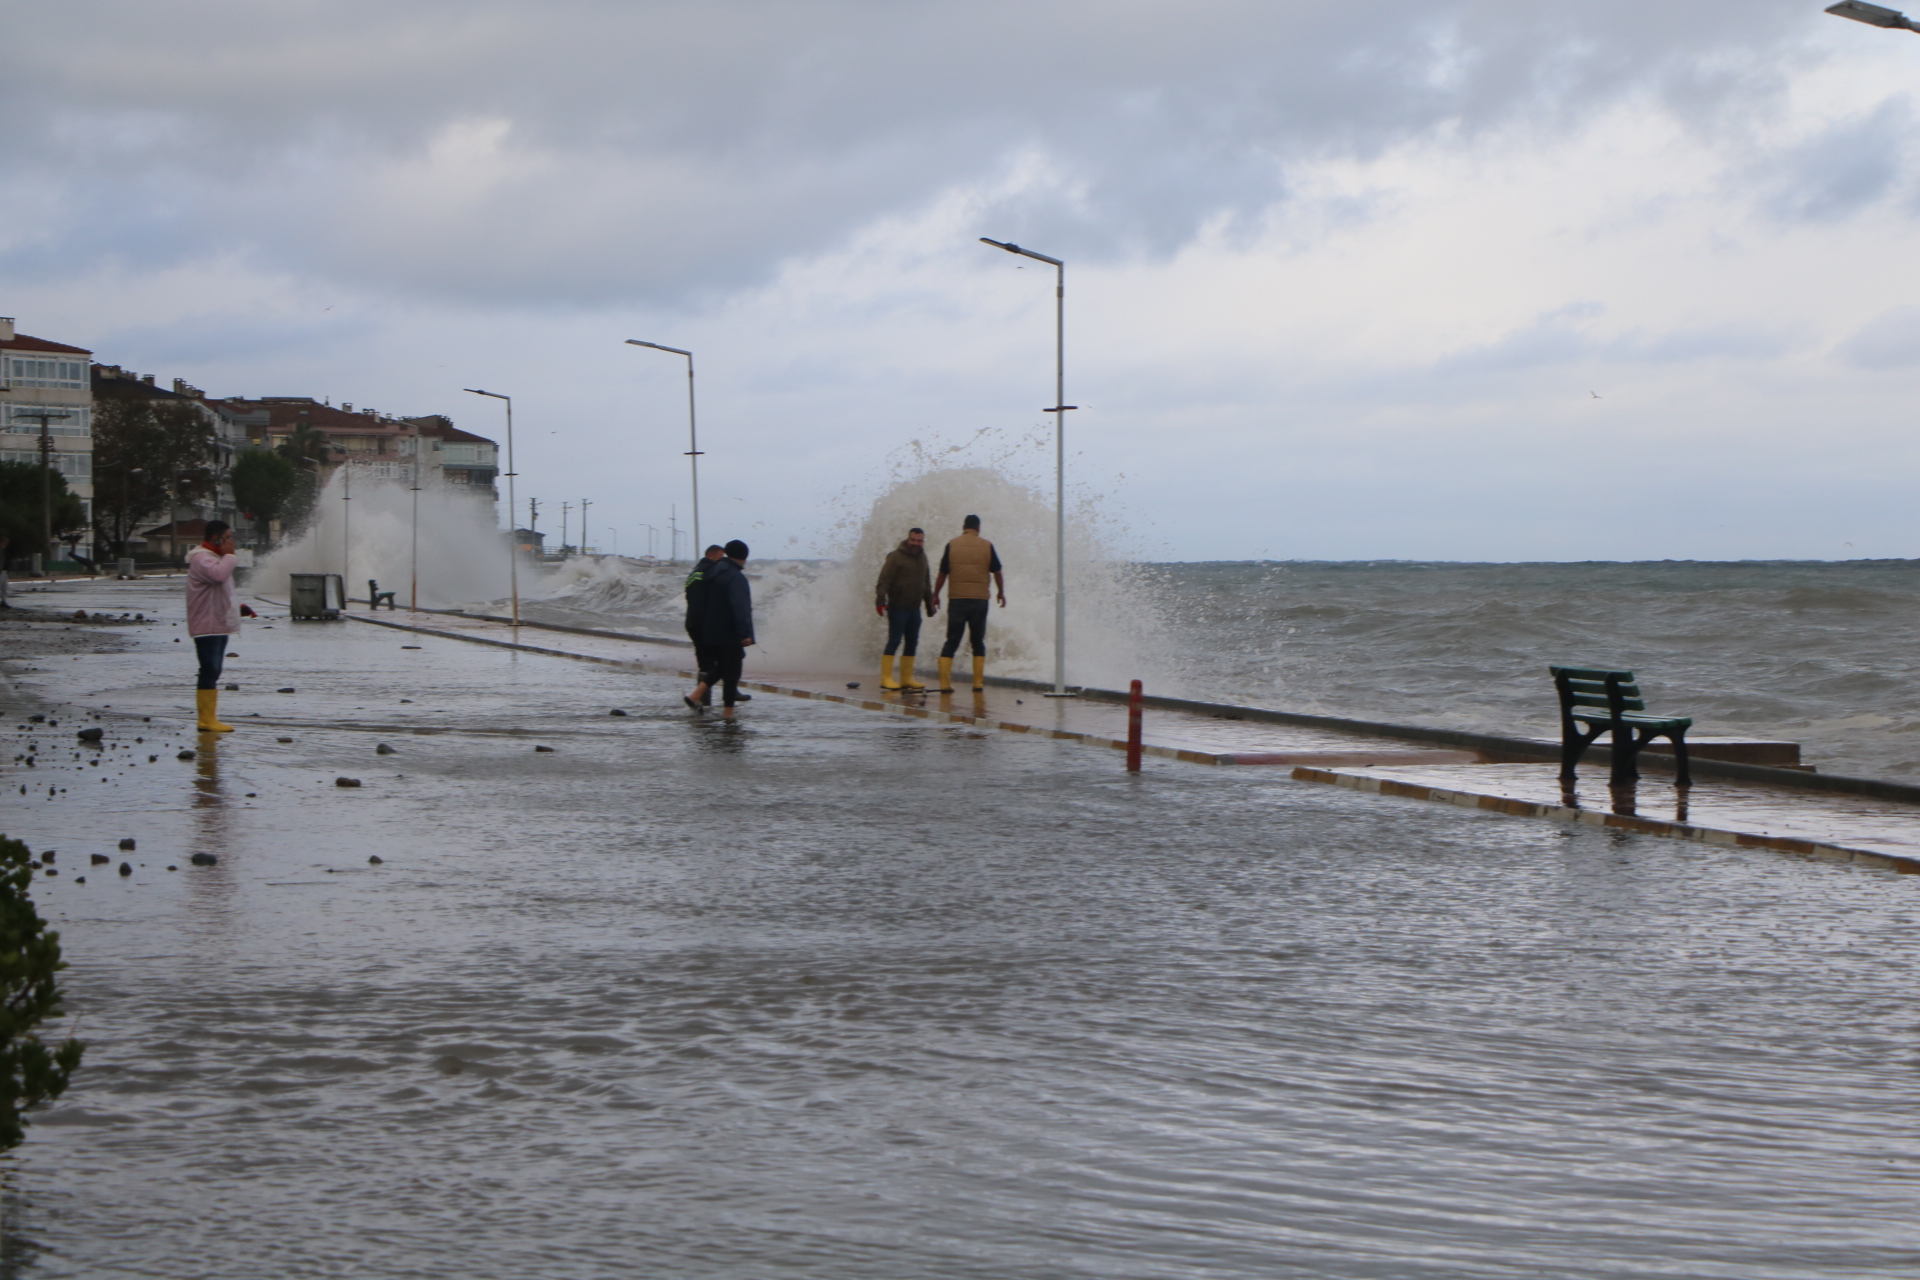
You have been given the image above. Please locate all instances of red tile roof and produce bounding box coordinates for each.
[0,333,92,355]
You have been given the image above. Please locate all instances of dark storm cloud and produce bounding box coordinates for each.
[0,0,1858,305]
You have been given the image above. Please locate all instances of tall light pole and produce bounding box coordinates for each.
[409,418,422,611]
[981,237,1077,696]
[624,339,702,560]
[1825,2,1920,29]
[580,498,591,555]
[463,388,520,626]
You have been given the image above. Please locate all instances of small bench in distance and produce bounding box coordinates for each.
[368,579,398,611]
[1550,665,1692,788]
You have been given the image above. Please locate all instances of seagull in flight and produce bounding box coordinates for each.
[1590,390,1601,399]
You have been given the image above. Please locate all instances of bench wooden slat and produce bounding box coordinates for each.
[1568,693,1646,711]
[1571,709,1691,729]
[1551,665,1635,682]
[1565,678,1640,697]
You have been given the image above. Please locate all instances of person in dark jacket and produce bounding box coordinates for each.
[691,540,755,715]
[873,527,935,691]
[682,545,726,710]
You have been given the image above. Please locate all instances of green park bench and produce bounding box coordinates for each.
[368,579,398,611]
[1550,665,1693,788]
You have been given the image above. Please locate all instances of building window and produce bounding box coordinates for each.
[2,404,91,435]
[3,358,88,390]
[0,449,91,478]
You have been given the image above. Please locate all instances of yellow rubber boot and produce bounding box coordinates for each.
[971,656,987,691]
[196,688,234,733]
[900,654,926,690]
[880,654,901,690]
[936,657,954,692]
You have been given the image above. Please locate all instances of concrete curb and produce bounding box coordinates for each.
[1290,766,1920,875]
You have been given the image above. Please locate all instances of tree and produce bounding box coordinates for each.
[91,390,221,557]
[230,449,302,542]
[0,461,87,560]
[0,834,84,1151]
[90,395,174,556]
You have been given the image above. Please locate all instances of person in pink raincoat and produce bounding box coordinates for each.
[186,520,255,732]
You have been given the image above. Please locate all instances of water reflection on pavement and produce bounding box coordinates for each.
[5,584,1919,1278]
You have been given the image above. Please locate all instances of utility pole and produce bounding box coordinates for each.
[13,409,73,566]
[669,505,679,563]
[579,498,591,555]
[528,496,540,540]
[561,501,571,555]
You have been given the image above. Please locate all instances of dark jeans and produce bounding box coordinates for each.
[194,634,228,690]
[940,598,989,658]
[709,644,746,705]
[883,606,922,656]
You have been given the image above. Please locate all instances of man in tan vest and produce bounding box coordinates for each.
[931,514,1005,692]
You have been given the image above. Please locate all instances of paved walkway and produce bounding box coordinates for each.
[333,605,1920,876]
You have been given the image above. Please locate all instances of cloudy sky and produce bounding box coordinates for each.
[9,0,1920,561]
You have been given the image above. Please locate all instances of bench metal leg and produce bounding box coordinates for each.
[1560,722,1606,782]
[1669,727,1691,788]
[1609,722,1638,787]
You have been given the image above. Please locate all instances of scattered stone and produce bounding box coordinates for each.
[246,793,256,798]
[174,637,181,642]
[119,839,135,850]
[43,869,56,877]
[534,745,555,753]
[276,737,293,744]
[277,687,296,694]
[368,855,383,865]
[118,862,132,877]
[189,852,217,866]
[376,743,395,755]
[77,728,103,742]
[42,852,54,863]
[225,683,238,691]
[74,876,84,884]
[167,866,178,872]
[399,698,413,704]
[177,750,195,761]
[91,854,109,866]
[148,755,158,763]
[846,682,860,689]
[72,610,87,620]
[609,708,628,716]
[28,715,43,724]
[335,777,362,787]
[402,645,422,650]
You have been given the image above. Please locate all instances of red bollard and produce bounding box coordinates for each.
[1126,679,1144,772]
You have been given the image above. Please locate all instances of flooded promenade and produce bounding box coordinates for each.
[4,579,1919,1277]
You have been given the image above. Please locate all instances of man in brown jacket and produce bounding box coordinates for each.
[874,527,935,690]
[931,514,1004,692]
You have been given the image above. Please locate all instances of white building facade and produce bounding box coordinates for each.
[0,317,94,556]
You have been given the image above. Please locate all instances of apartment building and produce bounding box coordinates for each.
[217,398,497,501]
[0,317,94,553]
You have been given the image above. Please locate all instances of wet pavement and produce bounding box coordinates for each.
[332,598,1920,873]
[4,579,1920,1278]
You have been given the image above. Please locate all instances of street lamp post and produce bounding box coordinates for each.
[462,388,520,626]
[410,417,423,611]
[1825,2,1920,29]
[981,237,1077,697]
[624,340,702,560]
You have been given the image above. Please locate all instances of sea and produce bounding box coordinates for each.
[516,555,1920,782]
